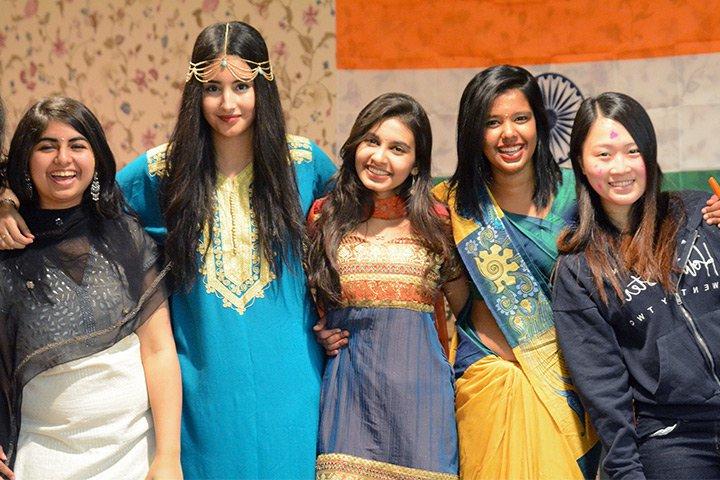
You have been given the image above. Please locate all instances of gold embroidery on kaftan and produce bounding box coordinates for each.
[146,143,168,177]
[198,164,275,314]
[287,134,313,164]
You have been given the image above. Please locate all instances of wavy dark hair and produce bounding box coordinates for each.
[450,65,560,219]
[6,96,125,218]
[306,93,454,310]
[557,92,681,302]
[0,97,6,185]
[162,21,303,289]
[0,96,5,157]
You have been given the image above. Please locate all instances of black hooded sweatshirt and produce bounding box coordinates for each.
[553,190,720,480]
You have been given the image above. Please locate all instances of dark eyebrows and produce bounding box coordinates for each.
[36,135,89,144]
[363,132,379,140]
[391,140,412,151]
[205,79,252,86]
[592,141,638,149]
[486,110,533,118]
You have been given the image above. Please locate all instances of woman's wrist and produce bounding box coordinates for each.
[0,198,17,210]
[153,448,181,458]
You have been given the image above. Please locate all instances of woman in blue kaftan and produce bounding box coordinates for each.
[118,135,334,478]
[116,22,336,479]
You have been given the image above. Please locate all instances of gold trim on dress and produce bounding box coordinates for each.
[146,143,169,177]
[316,453,458,480]
[144,135,310,177]
[198,164,275,314]
[339,299,434,312]
[336,235,442,311]
[288,134,313,164]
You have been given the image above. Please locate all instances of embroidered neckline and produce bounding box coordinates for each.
[371,195,406,220]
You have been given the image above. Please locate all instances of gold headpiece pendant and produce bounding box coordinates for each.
[186,23,274,83]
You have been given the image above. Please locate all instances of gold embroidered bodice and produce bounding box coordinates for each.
[337,234,444,313]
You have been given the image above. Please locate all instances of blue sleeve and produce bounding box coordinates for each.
[310,141,336,199]
[116,152,167,244]
[552,256,646,480]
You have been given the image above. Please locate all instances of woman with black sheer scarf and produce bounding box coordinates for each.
[0,97,181,479]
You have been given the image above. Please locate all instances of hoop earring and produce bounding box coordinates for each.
[90,172,100,202]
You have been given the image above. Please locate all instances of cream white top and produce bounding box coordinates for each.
[14,333,154,479]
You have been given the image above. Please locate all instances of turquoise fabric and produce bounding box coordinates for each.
[467,168,575,300]
[117,139,336,479]
[502,168,576,297]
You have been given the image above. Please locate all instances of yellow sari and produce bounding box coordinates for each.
[435,175,599,480]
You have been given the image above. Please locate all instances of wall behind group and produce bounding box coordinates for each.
[0,0,336,169]
[2,0,719,188]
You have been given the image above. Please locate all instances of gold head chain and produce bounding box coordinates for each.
[186,23,274,83]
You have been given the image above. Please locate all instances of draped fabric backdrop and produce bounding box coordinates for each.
[336,0,720,189]
[0,0,336,168]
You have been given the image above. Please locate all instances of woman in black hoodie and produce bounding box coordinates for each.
[553,91,720,480]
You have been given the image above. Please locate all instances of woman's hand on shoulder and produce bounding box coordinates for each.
[0,199,33,250]
[0,446,15,480]
[313,316,349,356]
[703,194,720,227]
[145,451,182,480]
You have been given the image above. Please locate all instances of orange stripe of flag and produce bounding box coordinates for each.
[337,0,720,69]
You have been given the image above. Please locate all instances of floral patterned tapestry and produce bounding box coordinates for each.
[0,0,336,168]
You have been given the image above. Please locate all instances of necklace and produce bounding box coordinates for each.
[371,195,406,220]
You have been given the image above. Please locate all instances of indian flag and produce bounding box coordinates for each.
[335,0,720,191]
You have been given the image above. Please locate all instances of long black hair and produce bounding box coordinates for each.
[558,92,680,302]
[450,65,559,219]
[0,97,6,186]
[306,93,454,310]
[0,96,5,157]
[162,21,303,289]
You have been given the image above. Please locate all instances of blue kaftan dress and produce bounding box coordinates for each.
[117,135,336,479]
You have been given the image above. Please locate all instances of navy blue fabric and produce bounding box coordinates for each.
[317,306,458,474]
[639,420,720,480]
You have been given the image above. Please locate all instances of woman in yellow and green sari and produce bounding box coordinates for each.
[433,65,599,479]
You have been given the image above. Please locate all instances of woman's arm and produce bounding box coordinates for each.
[136,301,183,480]
[442,274,469,319]
[553,258,645,480]
[0,190,33,250]
[0,447,14,480]
[307,196,349,357]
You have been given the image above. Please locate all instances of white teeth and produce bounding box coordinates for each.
[51,171,76,178]
[498,145,522,154]
[610,179,634,188]
[367,166,389,176]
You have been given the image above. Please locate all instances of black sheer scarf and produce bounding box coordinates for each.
[0,206,169,469]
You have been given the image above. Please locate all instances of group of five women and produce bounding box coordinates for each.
[1,19,719,480]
